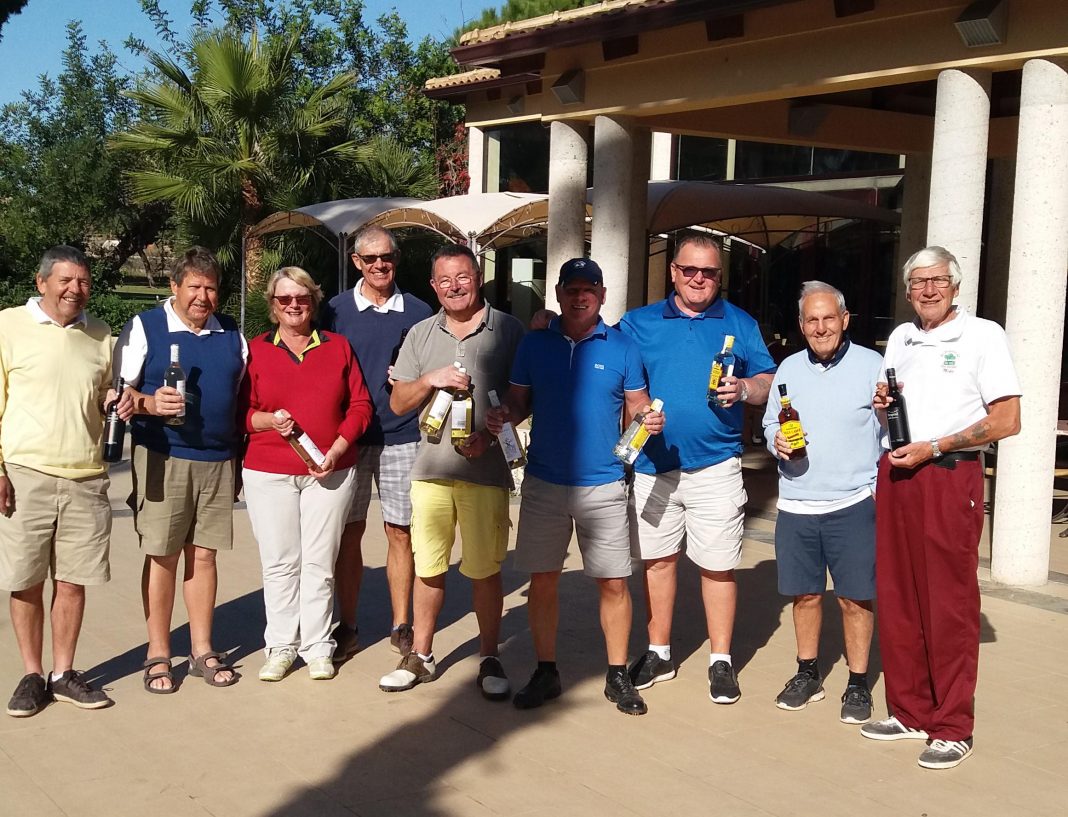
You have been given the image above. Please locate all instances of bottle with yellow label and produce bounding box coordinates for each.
[613,398,664,465]
[777,384,807,457]
[707,335,736,406]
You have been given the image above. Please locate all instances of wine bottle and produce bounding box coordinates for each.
[419,361,460,438]
[390,328,409,367]
[885,367,911,448]
[275,410,327,470]
[488,388,526,468]
[777,384,807,458]
[163,343,186,426]
[102,377,126,463]
[707,335,736,406]
[450,366,473,442]
[613,398,664,465]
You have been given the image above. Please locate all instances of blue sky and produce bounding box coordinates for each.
[0,0,499,106]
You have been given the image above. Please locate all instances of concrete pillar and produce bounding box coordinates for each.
[591,115,638,323]
[894,152,931,325]
[926,69,991,315]
[982,155,1016,325]
[650,131,675,181]
[545,120,589,312]
[628,128,651,309]
[467,126,486,195]
[992,58,1068,587]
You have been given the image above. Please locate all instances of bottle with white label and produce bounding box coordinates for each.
[613,398,664,465]
[488,389,526,469]
[164,343,186,426]
[274,410,327,470]
[419,361,461,438]
[450,366,473,442]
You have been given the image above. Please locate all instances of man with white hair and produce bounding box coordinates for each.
[864,246,1021,770]
[762,281,883,725]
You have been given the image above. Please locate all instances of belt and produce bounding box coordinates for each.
[932,450,981,470]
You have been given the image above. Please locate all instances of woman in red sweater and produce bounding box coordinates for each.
[239,267,372,682]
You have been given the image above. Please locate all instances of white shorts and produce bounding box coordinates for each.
[629,458,747,572]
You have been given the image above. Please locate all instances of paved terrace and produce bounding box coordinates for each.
[2,449,1066,817]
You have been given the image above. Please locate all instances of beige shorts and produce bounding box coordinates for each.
[0,463,111,591]
[129,446,235,557]
[410,479,509,580]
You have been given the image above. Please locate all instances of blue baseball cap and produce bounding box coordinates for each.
[559,257,604,286]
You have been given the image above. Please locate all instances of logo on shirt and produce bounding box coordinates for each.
[942,351,958,372]
[594,363,605,370]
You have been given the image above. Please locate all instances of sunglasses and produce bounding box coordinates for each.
[272,295,313,307]
[355,253,396,265]
[672,263,722,279]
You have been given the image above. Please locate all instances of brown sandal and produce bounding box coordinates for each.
[142,657,177,694]
[188,651,239,687]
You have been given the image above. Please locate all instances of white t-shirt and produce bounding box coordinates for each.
[882,308,1021,448]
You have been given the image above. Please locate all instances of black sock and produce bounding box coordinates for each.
[848,671,868,689]
[537,660,557,673]
[797,657,819,679]
[607,664,626,679]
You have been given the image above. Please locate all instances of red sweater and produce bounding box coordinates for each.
[240,330,372,475]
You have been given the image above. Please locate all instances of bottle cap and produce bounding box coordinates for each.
[488,389,501,407]
[778,383,788,396]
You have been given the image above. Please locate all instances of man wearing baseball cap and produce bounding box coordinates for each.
[487,257,664,715]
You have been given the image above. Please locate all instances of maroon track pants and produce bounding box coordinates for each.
[874,454,984,740]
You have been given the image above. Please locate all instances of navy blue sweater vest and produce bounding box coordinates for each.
[132,307,243,461]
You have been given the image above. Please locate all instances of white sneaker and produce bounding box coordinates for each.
[258,648,297,682]
[308,657,336,680]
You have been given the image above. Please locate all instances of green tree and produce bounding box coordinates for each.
[0,0,29,41]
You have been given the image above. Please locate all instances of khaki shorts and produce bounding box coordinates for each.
[410,479,509,580]
[0,464,111,591]
[129,446,235,557]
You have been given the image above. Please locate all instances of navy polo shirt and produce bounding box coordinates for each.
[510,318,646,487]
[617,295,776,474]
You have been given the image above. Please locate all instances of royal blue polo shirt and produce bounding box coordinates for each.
[510,317,646,486]
[617,295,776,474]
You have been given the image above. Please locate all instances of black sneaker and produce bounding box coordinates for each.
[49,670,111,710]
[332,623,359,664]
[6,673,51,718]
[775,671,825,711]
[605,669,648,716]
[477,656,510,701]
[390,623,414,656]
[513,666,562,710]
[628,650,677,691]
[840,685,873,724]
[708,660,741,704]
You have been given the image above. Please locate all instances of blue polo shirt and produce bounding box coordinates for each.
[510,318,646,487]
[618,295,776,474]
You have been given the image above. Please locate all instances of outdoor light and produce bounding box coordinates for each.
[506,95,525,114]
[551,69,585,105]
[955,0,1008,47]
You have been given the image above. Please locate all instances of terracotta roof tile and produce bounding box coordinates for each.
[458,0,669,46]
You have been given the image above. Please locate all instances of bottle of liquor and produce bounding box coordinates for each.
[613,398,664,465]
[488,388,526,469]
[777,384,807,458]
[450,366,473,443]
[419,361,461,438]
[885,367,911,448]
[164,343,186,426]
[102,377,126,463]
[390,328,409,367]
[275,410,327,470]
[707,335,736,406]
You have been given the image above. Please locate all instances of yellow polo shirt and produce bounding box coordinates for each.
[0,301,113,479]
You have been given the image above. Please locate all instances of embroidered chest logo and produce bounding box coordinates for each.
[594,363,605,370]
[942,351,958,372]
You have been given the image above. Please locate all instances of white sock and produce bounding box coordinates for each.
[50,671,65,683]
[649,644,671,661]
[417,652,434,663]
[709,653,732,667]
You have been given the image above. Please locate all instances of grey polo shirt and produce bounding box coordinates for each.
[392,302,525,488]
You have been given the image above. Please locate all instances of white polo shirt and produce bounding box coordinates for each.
[882,308,1021,448]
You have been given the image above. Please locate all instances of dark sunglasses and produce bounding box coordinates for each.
[272,295,313,306]
[672,263,722,278]
[355,252,396,265]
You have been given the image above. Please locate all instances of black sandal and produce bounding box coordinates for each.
[142,657,177,694]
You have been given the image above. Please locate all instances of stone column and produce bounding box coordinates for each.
[628,127,651,309]
[926,69,991,315]
[894,153,931,325]
[467,126,486,195]
[591,115,637,323]
[992,59,1068,587]
[545,120,589,312]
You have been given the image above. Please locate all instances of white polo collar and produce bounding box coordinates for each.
[26,297,87,328]
[163,297,224,334]
[353,279,404,314]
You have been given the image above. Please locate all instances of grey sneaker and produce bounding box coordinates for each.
[379,652,436,692]
[860,715,929,741]
[390,623,414,656]
[49,670,111,710]
[332,624,359,664]
[775,672,825,710]
[628,651,677,691]
[708,660,740,704]
[918,738,973,769]
[6,673,51,718]
[840,685,873,724]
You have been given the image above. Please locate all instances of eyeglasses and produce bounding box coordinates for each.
[272,294,313,307]
[432,274,475,290]
[908,276,954,290]
[355,253,396,265]
[672,263,722,279]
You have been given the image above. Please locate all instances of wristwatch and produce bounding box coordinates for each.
[930,438,943,460]
[739,379,750,403]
